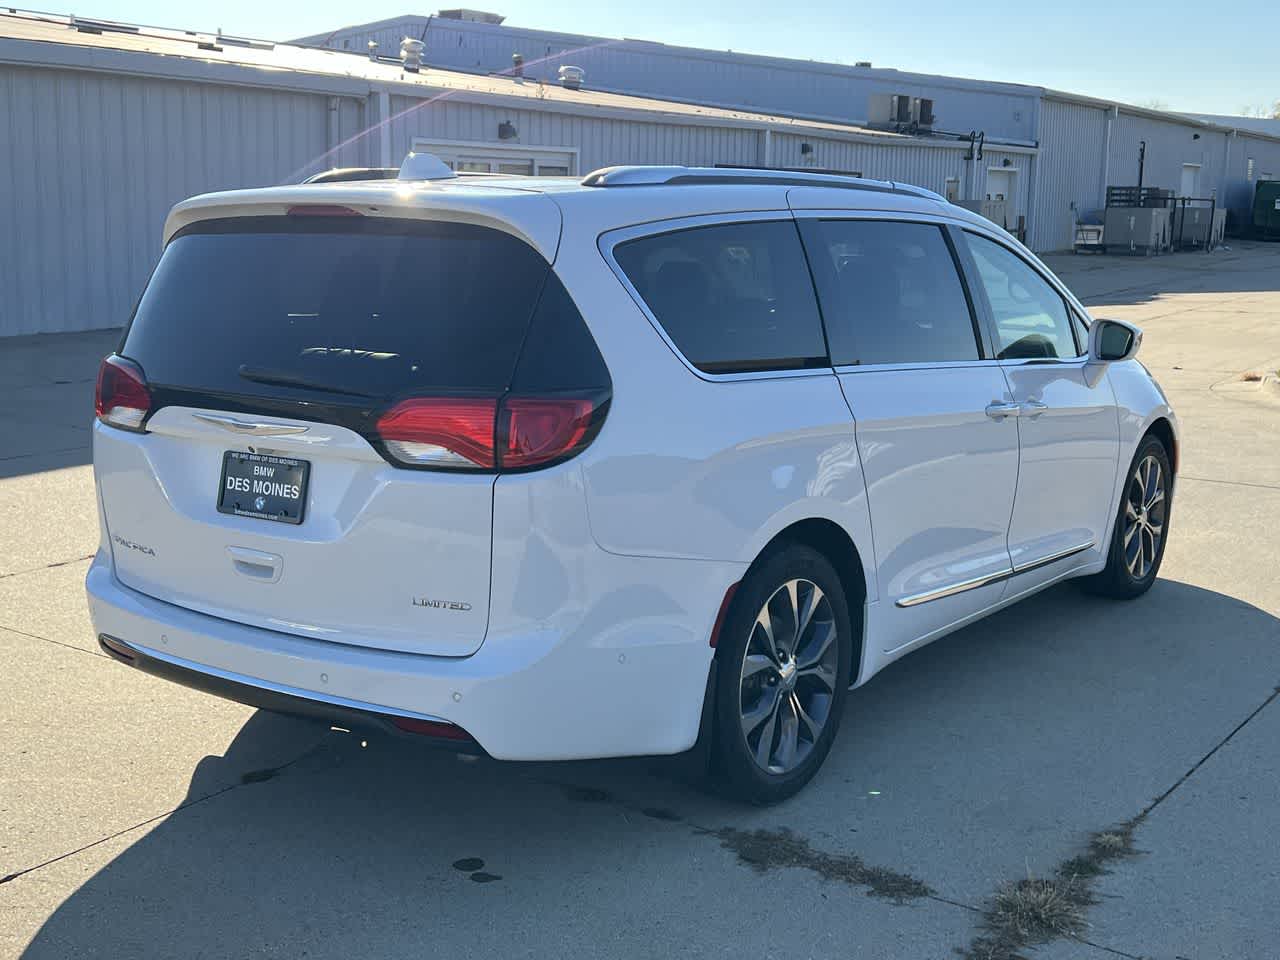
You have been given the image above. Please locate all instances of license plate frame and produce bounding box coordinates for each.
[217,451,310,525]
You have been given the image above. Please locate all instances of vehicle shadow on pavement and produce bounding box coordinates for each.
[20,577,1280,959]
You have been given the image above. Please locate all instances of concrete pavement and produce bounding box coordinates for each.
[2,244,1279,959]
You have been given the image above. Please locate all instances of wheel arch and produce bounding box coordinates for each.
[746,517,869,684]
[1144,416,1178,474]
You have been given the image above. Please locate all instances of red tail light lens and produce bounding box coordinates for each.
[95,355,152,432]
[374,393,607,471]
[375,397,498,468]
[500,397,596,469]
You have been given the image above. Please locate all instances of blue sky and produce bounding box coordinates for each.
[73,0,1279,115]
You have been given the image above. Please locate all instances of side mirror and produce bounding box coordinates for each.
[1088,318,1142,363]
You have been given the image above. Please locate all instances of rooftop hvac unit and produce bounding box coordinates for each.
[558,65,585,89]
[867,93,934,132]
[914,97,935,130]
[436,9,506,24]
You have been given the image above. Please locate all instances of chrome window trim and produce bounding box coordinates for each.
[598,210,834,384]
[833,358,1001,375]
[895,540,1094,608]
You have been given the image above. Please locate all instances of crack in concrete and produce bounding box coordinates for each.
[956,683,1280,960]
[0,443,91,463]
[1178,474,1280,492]
[0,739,328,887]
[0,623,108,659]
[0,553,95,581]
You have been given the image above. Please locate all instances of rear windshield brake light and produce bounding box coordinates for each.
[285,204,363,217]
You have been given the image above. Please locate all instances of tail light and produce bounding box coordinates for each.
[374,392,608,472]
[376,397,498,468]
[95,355,152,432]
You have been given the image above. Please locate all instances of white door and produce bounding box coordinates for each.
[797,216,1020,653]
[959,230,1120,587]
[1180,164,1201,198]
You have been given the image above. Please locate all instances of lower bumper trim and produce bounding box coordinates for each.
[97,633,484,753]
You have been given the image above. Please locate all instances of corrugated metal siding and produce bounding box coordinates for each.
[1029,98,1108,251]
[315,16,1040,141]
[769,132,968,192]
[1230,134,1280,227]
[1108,112,1221,195]
[0,65,364,337]
[387,94,763,172]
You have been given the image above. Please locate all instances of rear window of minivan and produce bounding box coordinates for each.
[122,217,552,400]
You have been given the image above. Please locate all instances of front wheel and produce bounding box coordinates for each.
[711,544,853,804]
[1082,435,1172,599]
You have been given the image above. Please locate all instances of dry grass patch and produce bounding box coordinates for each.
[959,821,1141,960]
[713,826,933,902]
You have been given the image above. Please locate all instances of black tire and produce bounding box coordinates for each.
[710,544,853,804]
[1080,434,1172,599]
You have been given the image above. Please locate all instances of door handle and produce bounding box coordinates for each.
[985,401,1022,421]
[1020,400,1049,419]
[227,546,283,583]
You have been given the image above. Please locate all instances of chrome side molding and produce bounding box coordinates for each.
[896,540,1095,608]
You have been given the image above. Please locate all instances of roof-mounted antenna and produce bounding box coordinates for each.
[398,152,456,181]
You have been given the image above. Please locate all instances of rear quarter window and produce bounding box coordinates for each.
[612,219,828,374]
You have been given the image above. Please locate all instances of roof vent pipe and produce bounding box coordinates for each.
[400,37,425,72]
[558,65,584,90]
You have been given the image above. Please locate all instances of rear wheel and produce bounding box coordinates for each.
[1082,435,1172,599]
[711,545,853,804]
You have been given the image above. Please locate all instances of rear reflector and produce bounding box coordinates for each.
[95,355,152,432]
[375,393,608,472]
[390,716,473,740]
[98,634,138,664]
[708,581,739,648]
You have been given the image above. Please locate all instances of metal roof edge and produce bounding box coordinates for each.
[291,12,436,46]
[296,14,1044,99]
[1041,88,1280,145]
[0,33,371,98]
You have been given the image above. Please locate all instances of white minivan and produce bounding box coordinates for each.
[88,161,1176,802]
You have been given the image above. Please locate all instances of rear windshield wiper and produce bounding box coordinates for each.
[238,365,376,399]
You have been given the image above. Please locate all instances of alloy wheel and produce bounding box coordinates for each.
[1123,454,1166,579]
[738,578,840,775]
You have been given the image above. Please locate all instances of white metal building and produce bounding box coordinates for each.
[304,12,1280,255]
[3,8,1280,337]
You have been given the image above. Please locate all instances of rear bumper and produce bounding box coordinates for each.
[86,553,730,761]
[95,632,483,752]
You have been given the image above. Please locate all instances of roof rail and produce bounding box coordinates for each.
[580,165,946,201]
[302,167,400,184]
